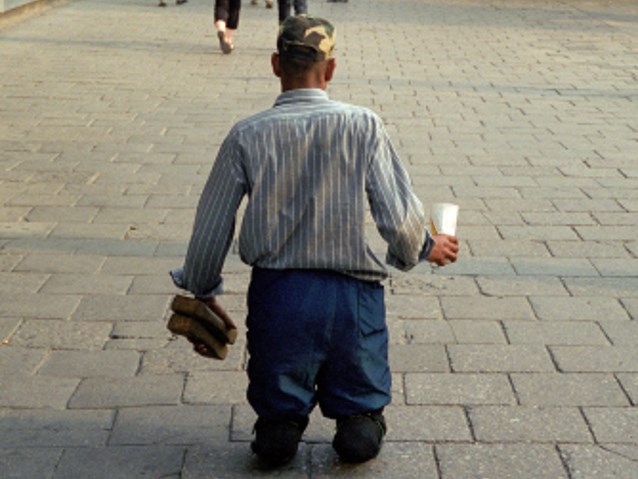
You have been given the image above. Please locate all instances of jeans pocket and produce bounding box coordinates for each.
[357,281,386,337]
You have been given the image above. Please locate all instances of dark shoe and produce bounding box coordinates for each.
[158,0,167,6]
[176,0,188,4]
[332,411,386,463]
[251,417,309,467]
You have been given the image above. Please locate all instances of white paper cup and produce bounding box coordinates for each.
[430,203,459,236]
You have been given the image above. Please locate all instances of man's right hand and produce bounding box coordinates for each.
[427,234,459,266]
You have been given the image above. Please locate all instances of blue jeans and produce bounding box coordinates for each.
[246,268,391,420]
[277,0,307,23]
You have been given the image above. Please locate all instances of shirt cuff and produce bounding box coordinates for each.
[418,232,435,263]
[169,267,224,299]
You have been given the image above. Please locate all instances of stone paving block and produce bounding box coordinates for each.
[551,346,638,372]
[448,344,555,372]
[38,350,141,378]
[530,296,630,321]
[0,448,62,479]
[39,274,133,295]
[92,207,168,224]
[512,258,599,277]
[111,320,171,340]
[14,253,105,274]
[72,238,158,257]
[183,371,249,405]
[503,320,609,345]
[583,408,638,444]
[9,319,111,350]
[100,256,178,275]
[599,320,638,345]
[0,318,20,343]
[0,375,80,409]
[385,294,442,319]
[48,223,129,240]
[591,258,638,277]
[436,443,568,479]
[616,374,638,405]
[577,226,637,241]
[468,239,551,258]
[110,405,231,445]
[0,293,80,319]
[444,319,505,344]
[499,225,579,240]
[53,446,185,479]
[389,344,449,372]
[469,406,593,443]
[25,206,98,223]
[0,408,113,447]
[0,272,49,293]
[521,212,596,226]
[384,405,472,442]
[546,240,632,259]
[389,274,479,296]
[0,346,47,376]
[72,294,169,321]
[141,343,246,375]
[511,373,629,407]
[441,296,535,320]
[183,443,310,479]
[0,253,23,272]
[477,275,569,297]
[563,278,638,300]
[311,443,438,479]
[433,257,515,276]
[559,445,638,479]
[405,373,515,405]
[69,374,185,409]
[404,320,455,344]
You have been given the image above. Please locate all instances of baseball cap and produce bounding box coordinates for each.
[277,14,336,62]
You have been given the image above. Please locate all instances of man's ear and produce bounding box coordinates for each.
[272,52,282,78]
[325,58,336,83]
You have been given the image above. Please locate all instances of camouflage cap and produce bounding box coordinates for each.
[277,14,336,62]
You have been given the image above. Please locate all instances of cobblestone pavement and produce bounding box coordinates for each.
[1,0,637,477]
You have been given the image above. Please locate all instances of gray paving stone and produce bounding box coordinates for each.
[183,443,310,479]
[110,405,231,445]
[9,319,111,350]
[183,371,249,405]
[546,240,633,259]
[504,320,609,345]
[69,374,185,409]
[385,294,442,319]
[477,275,569,297]
[405,373,515,406]
[0,272,49,294]
[433,256,515,276]
[551,346,638,372]
[0,408,113,447]
[72,294,169,321]
[0,346,47,376]
[14,253,105,274]
[48,223,129,240]
[441,297,535,320]
[38,350,141,378]
[403,320,454,344]
[0,292,80,319]
[499,225,579,241]
[437,443,568,479]
[53,446,185,479]
[592,259,638,277]
[448,344,555,372]
[0,253,23,272]
[468,239,551,258]
[511,258,599,276]
[0,318,21,344]
[389,273,479,296]
[100,256,178,275]
[448,320,508,344]
[599,321,638,345]
[469,406,593,443]
[511,373,629,407]
[0,375,80,409]
[564,277,638,298]
[0,448,62,479]
[530,297,630,321]
[617,374,638,405]
[385,405,472,442]
[389,344,449,372]
[39,273,133,295]
[560,445,638,479]
[584,408,638,444]
[311,442,438,479]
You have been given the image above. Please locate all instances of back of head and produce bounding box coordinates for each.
[277,15,336,74]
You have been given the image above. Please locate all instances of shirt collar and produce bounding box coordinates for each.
[274,88,330,107]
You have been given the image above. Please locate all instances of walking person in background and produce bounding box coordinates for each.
[214,0,241,53]
[251,0,274,9]
[276,0,307,24]
[171,14,459,467]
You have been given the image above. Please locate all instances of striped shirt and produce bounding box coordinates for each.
[172,88,432,297]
